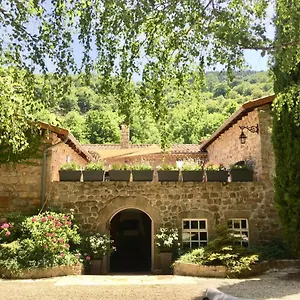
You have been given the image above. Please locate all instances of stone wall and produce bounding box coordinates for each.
[206,104,275,183]
[49,181,281,272]
[48,133,88,182]
[0,160,42,214]
[206,110,262,180]
[0,133,88,214]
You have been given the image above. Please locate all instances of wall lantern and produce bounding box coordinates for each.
[239,125,259,144]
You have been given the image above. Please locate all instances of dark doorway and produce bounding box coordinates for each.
[110,209,152,273]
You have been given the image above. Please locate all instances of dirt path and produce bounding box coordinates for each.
[1,268,300,300]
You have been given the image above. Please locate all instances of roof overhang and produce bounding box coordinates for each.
[200,94,275,151]
[38,121,93,162]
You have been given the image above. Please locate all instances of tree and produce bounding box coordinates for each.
[0,0,270,152]
[0,67,42,160]
[272,0,300,256]
[84,110,121,144]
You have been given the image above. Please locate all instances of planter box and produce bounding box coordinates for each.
[206,170,228,182]
[230,169,253,182]
[59,170,81,181]
[108,170,131,181]
[173,261,227,278]
[0,264,83,279]
[82,170,104,182]
[182,171,204,182]
[132,170,154,181]
[157,170,179,182]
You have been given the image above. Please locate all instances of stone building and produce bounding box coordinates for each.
[0,94,281,274]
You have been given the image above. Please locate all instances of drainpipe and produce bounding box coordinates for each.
[41,135,69,210]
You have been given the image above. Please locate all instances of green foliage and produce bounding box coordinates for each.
[205,164,226,171]
[85,110,121,144]
[182,159,203,171]
[110,164,130,171]
[85,161,104,171]
[155,227,180,251]
[60,162,81,171]
[131,161,152,171]
[157,164,178,171]
[272,0,300,256]
[0,211,81,274]
[178,226,259,276]
[0,0,273,151]
[251,239,294,261]
[82,233,115,260]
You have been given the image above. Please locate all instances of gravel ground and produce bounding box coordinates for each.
[0,268,300,300]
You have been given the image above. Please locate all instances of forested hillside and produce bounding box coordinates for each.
[36,71,273,145]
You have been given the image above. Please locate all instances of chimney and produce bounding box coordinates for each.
[121,124,130,148]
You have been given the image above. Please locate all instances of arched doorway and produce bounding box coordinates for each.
[110,208,152,273]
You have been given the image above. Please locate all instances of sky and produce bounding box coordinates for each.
[28,1,275,79]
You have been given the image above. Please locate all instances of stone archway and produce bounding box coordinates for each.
[110,208,152,273]
[96,196,163,273]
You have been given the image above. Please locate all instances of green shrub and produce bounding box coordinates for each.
[177,226,259,276]
[251,238,294,261]
[85,161,104,171]
[0,211,81,274]
[60,162,81,170]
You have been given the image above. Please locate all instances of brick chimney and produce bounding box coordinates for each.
[121,124,130,148]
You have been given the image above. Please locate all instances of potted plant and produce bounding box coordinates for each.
[230,163,254,182]
[157,164,179,182]
[155,227,180,274]
[82,161,105,182]
[205,164,228,182]
[84,233,116,275]
[181,160,204,182]
[59,162,82,181]
[132,161,154,181]
[108,164,131,181]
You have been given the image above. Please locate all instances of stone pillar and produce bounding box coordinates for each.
[121,124,130,148]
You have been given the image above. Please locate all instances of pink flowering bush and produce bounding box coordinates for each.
[0,211,81,274]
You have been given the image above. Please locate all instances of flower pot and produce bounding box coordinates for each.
[182,171,204,182]
[157,170,179,182]
[132,170,154,181]
[206,170,228,182]
[159,252,173,274]
[230,169,253,182]
[59,170,81,181]
[90,259,102,275]
[108,170,131,181]
[82,170,104,182]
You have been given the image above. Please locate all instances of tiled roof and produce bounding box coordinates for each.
[200,94,275,151]
[83,143,202,154]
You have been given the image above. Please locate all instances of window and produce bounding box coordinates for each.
[182,219,208,250]
[227,219,249,247]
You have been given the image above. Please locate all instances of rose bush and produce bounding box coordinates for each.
[0,211,81,274]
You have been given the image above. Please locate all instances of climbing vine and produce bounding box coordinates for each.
[272,0,300,256]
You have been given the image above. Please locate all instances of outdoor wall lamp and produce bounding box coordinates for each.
[239,124,259,144]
